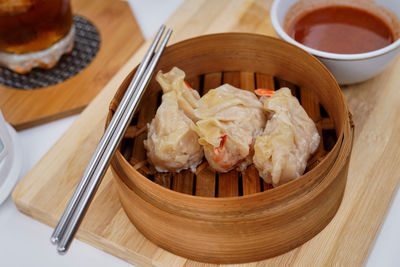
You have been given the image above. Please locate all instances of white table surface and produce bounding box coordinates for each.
[1,1,399,266]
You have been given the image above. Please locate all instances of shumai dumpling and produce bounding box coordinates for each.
[144,68,203,172]
[253,87,320,187]
[193,84,266,172]
[155,66,200,121]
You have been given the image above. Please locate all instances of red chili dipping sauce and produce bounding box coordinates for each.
[287,6,394,54]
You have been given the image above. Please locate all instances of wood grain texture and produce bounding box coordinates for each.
[11,0,399,266]
[0,0,144,130]
[172,171,194,195]
[195,166,216,197]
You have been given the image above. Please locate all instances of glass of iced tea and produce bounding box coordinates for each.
[0,0,74,73]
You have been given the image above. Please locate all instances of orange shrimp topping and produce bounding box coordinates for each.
[184,80,193,90]
[216,135,227,152]
[213,135,228,163]
[249,137,254,151]
[255,88,275,97]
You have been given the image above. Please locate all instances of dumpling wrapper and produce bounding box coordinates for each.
[156,66,200,121]
[253,87,320,186]
[194,84,266,172]
[144,67,203,173]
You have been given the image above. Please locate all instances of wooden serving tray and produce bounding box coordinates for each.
[0,0,144,130]
[12,0,400,266]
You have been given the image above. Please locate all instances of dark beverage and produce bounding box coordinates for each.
[0,0,73,54]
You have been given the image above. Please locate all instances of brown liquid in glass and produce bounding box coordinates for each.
[0,0,73,54]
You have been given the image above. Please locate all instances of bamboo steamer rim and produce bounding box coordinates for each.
[109,33,353,221]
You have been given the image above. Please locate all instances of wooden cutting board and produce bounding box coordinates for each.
[12,0,400,266]
[0,0,144,130]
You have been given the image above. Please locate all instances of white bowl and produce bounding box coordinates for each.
[271,0,400,84]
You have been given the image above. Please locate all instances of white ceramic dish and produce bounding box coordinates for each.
[0,112,22,205]
[271,0,400,84]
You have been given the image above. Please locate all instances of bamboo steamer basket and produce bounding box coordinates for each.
[107,33,354,264]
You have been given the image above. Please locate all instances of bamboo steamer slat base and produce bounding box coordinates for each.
[108,33,354,264]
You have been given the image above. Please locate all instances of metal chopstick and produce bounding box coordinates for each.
[50,25,166,245]
[54,27,172,253]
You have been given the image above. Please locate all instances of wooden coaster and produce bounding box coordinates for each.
[0,0,144,130]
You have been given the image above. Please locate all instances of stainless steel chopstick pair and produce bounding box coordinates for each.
[51,25,172,253]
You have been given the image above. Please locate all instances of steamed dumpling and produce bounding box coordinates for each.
[193,84,266,172]
[253,87,320,186]
[144,67,203,172]
[155,66,200,121]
